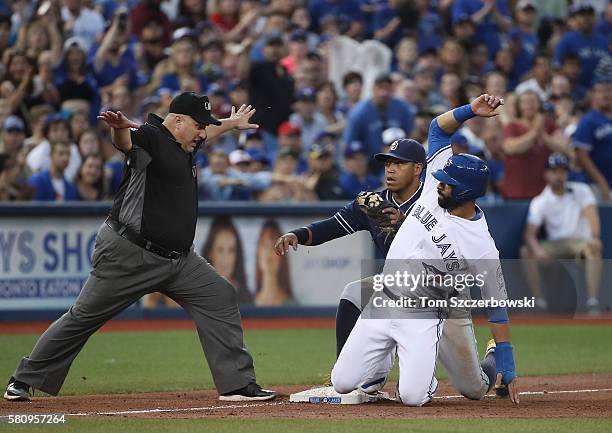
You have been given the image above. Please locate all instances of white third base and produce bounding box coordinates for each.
[289,386,393,405]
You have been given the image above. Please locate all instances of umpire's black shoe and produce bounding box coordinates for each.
[4,377,31,402]
[219,382,276,402]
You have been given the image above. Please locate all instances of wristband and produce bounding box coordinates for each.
[290,228,309,245]
[494,341,516,385]
[453,104,476,123]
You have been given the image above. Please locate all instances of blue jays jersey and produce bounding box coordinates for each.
[308,185,424,257]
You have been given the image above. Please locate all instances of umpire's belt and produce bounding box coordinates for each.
[105,217,187,260]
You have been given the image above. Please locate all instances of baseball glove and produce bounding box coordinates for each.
[356,191,401,234]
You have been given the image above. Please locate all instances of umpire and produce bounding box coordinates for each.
[4,92,276,402]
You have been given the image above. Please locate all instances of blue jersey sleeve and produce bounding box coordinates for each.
[572,113,594,150]
[308,199,369,245]
[427,118,453,159]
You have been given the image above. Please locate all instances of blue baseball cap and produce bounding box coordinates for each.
[345,140,367,158]
[247,148,269,164]
[375,138,426,164]
[546,153,570,169]
[44,112,66,126]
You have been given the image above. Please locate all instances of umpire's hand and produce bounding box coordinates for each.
[98,110,140,129]
[274,233,298,256]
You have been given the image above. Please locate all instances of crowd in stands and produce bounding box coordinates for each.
[0,0,610,203]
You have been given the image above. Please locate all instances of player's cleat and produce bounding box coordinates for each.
[359,375,388,394]
[219,382,276,402]
[484,340,510,398]
[4,377,31,402]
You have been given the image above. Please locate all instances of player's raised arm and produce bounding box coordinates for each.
[428,95,505,158]
[437,94,504,134]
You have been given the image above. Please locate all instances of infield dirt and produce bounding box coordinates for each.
[1,373,611,420]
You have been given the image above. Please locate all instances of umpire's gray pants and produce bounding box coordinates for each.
[341,277,490,399]
[13,224,256,396]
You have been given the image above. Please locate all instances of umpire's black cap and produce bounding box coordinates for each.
[375,138,426,164]
[169,92,222,126]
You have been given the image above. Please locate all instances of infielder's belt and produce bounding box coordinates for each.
[105,217,188,260]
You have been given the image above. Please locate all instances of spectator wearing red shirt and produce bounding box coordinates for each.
[501,90,568,199]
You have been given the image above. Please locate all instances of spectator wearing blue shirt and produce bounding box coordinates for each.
[28,141,79,201]
[309,0,365,39]
[452,0,512,59]
[343,74,415,170]
[554,3,609,88]
[90,11,138,90]
[339,141,382,198]
[509,0,539,83]
[415,0,442,54]
[372,0,411,49]
[573,81,612,201]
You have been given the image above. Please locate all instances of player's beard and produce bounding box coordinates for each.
[438,194,460,210]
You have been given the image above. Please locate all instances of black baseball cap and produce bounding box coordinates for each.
[375,138,426,164]
[169,92,222,126]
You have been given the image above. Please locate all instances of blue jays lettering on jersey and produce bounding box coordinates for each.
[308,186,423,257]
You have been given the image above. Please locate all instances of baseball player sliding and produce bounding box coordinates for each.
[278,95,518,406]
[332,94,518,406]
